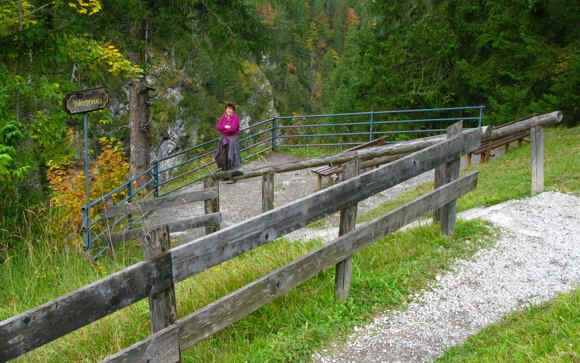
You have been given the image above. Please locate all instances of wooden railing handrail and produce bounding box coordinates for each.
[103,190,218,219]
[0,128,482,361]
[488,111,562,141]
[216,127,489,181]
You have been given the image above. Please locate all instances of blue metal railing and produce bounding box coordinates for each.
[82,106,484,252]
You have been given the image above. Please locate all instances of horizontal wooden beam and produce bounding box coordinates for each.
[101,325,180,363]
[217,128,486,181]
[104,190,218,219]
[106,213,222,245]
[103,172,478,360]
[0,130,481,361]
[488,111,562,140]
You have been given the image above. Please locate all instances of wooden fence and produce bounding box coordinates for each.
[0,121,482,362]
[0,110,564,361]
[102,188,222,245]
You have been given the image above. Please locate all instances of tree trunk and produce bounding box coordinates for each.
[128,80,150,184]
[128,19,151,187]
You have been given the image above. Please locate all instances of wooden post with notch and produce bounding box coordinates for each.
[531,125,544,195]
[142,225,181,362]
[437,121,463,236]
[204,176,220,234]
[262,172,275,212]
[335,158,359,301]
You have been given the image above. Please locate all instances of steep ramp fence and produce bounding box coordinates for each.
[82,106,484,254]
[0,123,483,362]
[82,118,274,255]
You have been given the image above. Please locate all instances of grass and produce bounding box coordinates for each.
[437,288,579,362]
[1,125,578,362]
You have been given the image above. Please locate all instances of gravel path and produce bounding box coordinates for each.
[312,191,580,363]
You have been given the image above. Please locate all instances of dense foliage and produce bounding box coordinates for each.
[1,0,577,247]
[324,0,580,126]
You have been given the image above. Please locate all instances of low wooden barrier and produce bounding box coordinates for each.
[217,127,489,214]
[103,189,221,245]
[0,122,482,362]
[311,135,389,190]
[467,111,563,195]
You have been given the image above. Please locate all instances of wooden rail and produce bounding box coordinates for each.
[1,125,481,361]
[102,188,221,245]
[218,127,488,213]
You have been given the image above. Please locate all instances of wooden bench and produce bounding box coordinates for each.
[467,130,529,167]
[312,136,389,190]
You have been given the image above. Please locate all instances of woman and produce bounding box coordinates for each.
[215,103,243,177]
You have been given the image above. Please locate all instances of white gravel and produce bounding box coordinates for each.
[312,191,580,363]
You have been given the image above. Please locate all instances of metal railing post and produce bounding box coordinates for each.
[271,117,278,151]
[479,106,484,128]
[369,111,374,142]
[82,205,91,250]
[126,181,133,227]
[82,112,92,250]
[152,160,160,198]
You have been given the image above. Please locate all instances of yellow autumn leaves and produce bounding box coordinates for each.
[68,0,102,16]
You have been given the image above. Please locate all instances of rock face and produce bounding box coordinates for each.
[153,118,186,183]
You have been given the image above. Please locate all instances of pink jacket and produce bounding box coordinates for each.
[216,113,240,138]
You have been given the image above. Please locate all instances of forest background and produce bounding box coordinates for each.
[0,0,579,248]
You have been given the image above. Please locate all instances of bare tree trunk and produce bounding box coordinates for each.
[128,80,151,185]
[128,19,151,187]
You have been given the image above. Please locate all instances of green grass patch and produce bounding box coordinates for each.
[438,288,580,363]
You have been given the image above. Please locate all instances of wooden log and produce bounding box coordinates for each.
[335,159,359,301]
[262,172,275,212]
[176,172,479,350]
[101,325,180,363]
[531,126,544,195]
[0,131,482,361]
[488,111,562,140]
[216,128,484,181]
[106,213,222,245]
[104,190,218,219]
[144,226,178,334]
[204,176,220,235]
[439,122,463,236]
[170,131,481,284]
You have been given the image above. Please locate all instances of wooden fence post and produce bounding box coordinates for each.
[531,125,544,195]
[438,121,463,236]
[262,172,275,212]
[142,225,181,362]
[204,176,220,234]
[144,226,177,333]
[433,166,445,222]
[335,158,359,301]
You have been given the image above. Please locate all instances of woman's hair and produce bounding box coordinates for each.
[225,103,236,111]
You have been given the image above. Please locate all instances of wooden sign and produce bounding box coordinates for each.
[64,87,110,114]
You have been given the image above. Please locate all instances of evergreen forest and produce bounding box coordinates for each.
[1,0,579,247]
